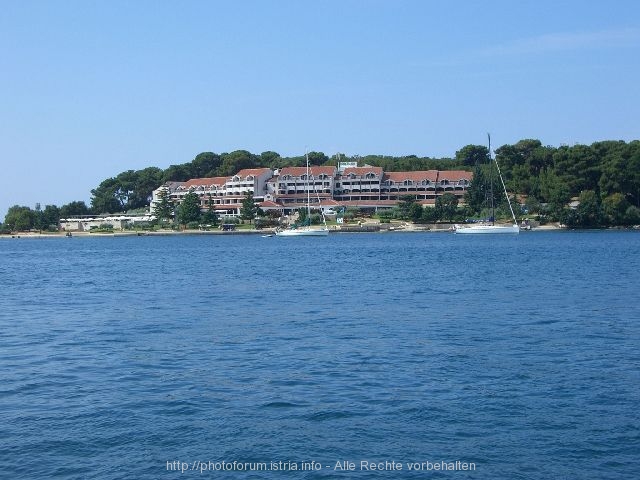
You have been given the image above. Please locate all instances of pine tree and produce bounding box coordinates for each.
[152,188,174,223]
[240,192,258,224]
[176,191,202,226]
[201,194,219,226]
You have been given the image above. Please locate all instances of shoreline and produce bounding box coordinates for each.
[8,222,639,239]
[0,223,578,239]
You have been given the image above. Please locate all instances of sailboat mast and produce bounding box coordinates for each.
[493,148,519,225]
[488,133,494,225]
[305,152,311,220]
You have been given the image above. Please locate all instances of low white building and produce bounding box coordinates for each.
[60,214,154,231]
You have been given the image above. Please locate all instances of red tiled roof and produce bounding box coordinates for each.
[382,170,473,183]
[438,170,473,181]
[184,177,229,188]
[235,168,272,178]
[278,166,336,177]
[383,170,439,182]
[342,166,383,177]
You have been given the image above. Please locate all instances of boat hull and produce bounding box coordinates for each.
[454,224,520,234]
[275,228,329,237]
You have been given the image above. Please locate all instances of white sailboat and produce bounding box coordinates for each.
[455,134,520,234]
[275,152,329,237]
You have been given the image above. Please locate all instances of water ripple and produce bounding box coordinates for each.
[1,232,639,479]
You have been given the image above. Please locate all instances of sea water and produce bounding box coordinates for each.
[1,231,638,479]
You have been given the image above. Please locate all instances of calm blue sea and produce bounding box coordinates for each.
[1,231,639,479]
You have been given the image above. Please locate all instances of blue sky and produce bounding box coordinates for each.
[2,0,639,218]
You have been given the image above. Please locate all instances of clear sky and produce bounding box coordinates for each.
[2,0,639,218]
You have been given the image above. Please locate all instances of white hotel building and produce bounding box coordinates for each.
[151,165,472,217]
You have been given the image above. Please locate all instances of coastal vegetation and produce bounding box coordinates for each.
[490,139,640,227]
[3,139,640,231]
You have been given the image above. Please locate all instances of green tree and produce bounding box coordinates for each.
[421,206,439,222]
[4,205,36,231]
[495,140,552,195]
[163,164,194,182]
[509,163,534,195]
[130,167,163,209]
[597,141,640,207]
[436,193,459,222]
[201,194,219,226]
[307,151,329,165]
[60,201,91,218]
[201,208,218,226]
[624,206,640,225]
[496,139,543,170]
[627,143,640,207]
[152,188,174,223]
[455,144,489,167]
[464,165,487,213]
[91,177,122,214]
[33,203,45,230]
[297,207,309,224]
[539,169,568,204]
[464,164,500,214]
[525,196,543,214]
[113,170,137,210]
[410,202,424,222]
[260,151,282,168]
[559,207,579,228]
[602,193,629,225]
[176,191,201,226]
[398,195,417,220]
[553,144,600,196]
[240,192,258,224]
[576,190,602,227]
[538,168,570,218]
[220,150,257,176]
[90,168,163,213]
[40,205,61,230]
[191,152,221,178]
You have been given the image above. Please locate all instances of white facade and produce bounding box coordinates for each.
[149,166,472,216]
[60,214,154,231]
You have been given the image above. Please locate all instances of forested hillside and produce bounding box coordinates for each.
[3,140,639,231]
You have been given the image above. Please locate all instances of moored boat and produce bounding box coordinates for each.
[454,223,520,234]
[275,151,329,237]
[454,134,520,235]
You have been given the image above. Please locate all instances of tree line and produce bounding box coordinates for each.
[376,139,640,227]
[490,139,639,227]
[3,139,639,232]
